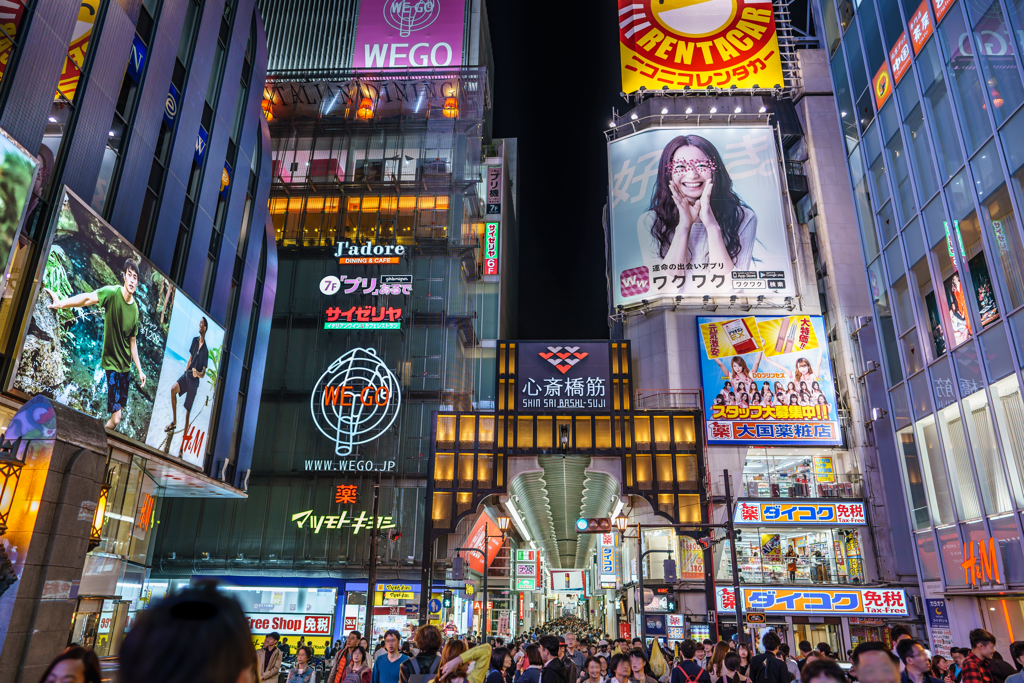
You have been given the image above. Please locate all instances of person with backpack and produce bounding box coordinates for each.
[671,641,712,683]
[401,625,444,683]
[749,632,791,683]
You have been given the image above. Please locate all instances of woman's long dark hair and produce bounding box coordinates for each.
[648,135,746,261]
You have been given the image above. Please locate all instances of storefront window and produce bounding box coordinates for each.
[718,527,865,585]
[984,598,1024,648]
[964,0,1024,125]
[898,428,931,529]
[937,403,985,520]
[915,530,942,581]
[917,41,966,180]
[988,375,1024,507]
[936,524,967,586]
[911,253,946,358]
[938,7,994,155]
[961,389,1014,514]
[914,415,955,525]
[742,449,861,498]
[990,514,1024,585]
[898,77,941,202]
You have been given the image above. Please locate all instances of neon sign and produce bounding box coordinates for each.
[291,509,396,534]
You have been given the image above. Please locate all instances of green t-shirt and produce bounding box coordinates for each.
[95,285,139,373]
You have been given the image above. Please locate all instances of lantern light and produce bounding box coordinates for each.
[356,97,375,120]
[497,515,510,532]
[0,437,25,537]
[614,515,629,532]
[261,98,274,122]
[89,484,109,551]
[442,97,459,119]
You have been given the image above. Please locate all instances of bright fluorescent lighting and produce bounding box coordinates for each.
[685,107,692,114]
[759,106,767,113]
[630,113,638,120]
[661,108,668,115]
[710,107,718,113]
[506,500,532,542]
[611,497,624,521]
[48,117,57,123]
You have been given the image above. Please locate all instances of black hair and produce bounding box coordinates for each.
[852,642,899,666]
[970,629,997,648]
[119,582,257,683]
[1010,642,1024,664]
[680,640,698,660]
[385,629,401,641]
[630,648,649,663]
[647,135,747,263]
[896,639,924,664]
[584,657,602,674]
[37,646,101,683]
[763,632,781,652]
[268,632,280,642]
[610,654,631,676]
[491,647,510,672]
[350,646,368,665]
[525,644,544,667]
[724,653,741,673]
[816,643,832,656]
[779,644,791,657]
[799,641,813,654]
[799,659,848,683]
[124,258,140,278]
[540,636,560,658]
[297,646,313,661]
[890,625,912,641]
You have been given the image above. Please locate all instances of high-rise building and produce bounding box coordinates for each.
[0,0,275,675]
[814,0,1024,645]
[149,0,518,646]
[605,0,921,646]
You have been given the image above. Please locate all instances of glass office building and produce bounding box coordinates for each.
[816,0,1024,644]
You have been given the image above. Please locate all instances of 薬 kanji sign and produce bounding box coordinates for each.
[734,501,867,526]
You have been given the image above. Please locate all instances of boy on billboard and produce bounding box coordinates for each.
[45,258,147,429]
[164,316,209,443]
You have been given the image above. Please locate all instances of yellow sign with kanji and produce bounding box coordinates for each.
[617,0,785,93]
[57,0,100,102]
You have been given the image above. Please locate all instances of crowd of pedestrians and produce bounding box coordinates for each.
[33,585,1024,683]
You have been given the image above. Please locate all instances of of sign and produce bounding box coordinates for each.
[608,126,794,308]
[483,222,499,275]
[515,578,537,591]
[516,342,612,412]
[617,0,784,93]
[931,0,955,24]
[698,315,842,446]
[127,34,147,83]
[960,537,1003,588]
[908,1,933,55]
[872,62,892,110]
[813,455,836,483]
[486,166,502,214]
[644,614,666,636]
[291,509,396,534]
[925,598,953,657]
[194,127,208,165]
[516,549,537,562]
[310,348,402,457]
[334,240,406,265]
[324,306,403,330]
[11,188,225,467]
[247,613,334,654]
[352,0,465,68]
[735,501,866,525]
[717,586,910,616]
[888,33,911,85]
[344,616,357,631]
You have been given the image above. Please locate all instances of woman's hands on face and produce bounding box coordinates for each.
[697,176,718,231]
[669,177,699,233]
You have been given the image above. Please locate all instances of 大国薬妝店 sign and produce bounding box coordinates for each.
[483,222,499,275]
[716,586,909,616]
[617,0,785,93]
[734,501,867,525]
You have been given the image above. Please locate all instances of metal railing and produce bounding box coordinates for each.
[633,390,702,410]
[742,472,863,499]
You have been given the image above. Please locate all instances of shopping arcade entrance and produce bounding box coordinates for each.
[417,340,709,632]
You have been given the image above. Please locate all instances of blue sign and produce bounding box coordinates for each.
[428,598,442,614]
[644,615,666,635]
[194,127,208,165]
[127,34,147,83]
[163,83,179,128]
[926,599,949,627]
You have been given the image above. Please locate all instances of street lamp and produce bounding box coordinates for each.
[497,515,510,532]
[614,515,629,533]
[0,437,25,537]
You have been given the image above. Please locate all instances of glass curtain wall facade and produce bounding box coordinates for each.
[817,0,1024,644]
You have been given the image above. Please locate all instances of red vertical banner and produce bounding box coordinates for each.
[909,0,934,54]
[873,62,893,110]
[889,33,912,85]
[931,0,955,24]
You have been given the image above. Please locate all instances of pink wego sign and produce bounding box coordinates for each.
[353,0,466,69]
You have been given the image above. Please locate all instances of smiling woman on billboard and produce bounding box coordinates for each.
[639,134,756,276]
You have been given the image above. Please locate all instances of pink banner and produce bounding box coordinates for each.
[353,0,465,69]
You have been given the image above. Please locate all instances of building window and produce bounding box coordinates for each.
[937,7,993,155]
[961,389,1014,514]
[964,0,1024,126]
[916,41,965,182]
[717,527,866,585]
[913,414,956,525]
[915,530,941,581]
[898,428,932,530]
[989,375,1024,508]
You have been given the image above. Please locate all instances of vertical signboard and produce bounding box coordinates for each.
[908,1,934,54]
[617,0,785,92]
[516,342,612,412]
[486,166,502,214]
[888,34,911,84]
[698,315,842,446]
[483,222,499,276]
[925,599,953,657]
[872,62,892,110]
[352,0,465,68]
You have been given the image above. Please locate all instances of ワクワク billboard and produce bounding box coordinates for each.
[617,0,785,93]
[609,126,793,308]
[11,188,225,467]
[698,315,842,446]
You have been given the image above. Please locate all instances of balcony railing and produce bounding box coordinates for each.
[742,472,863,499]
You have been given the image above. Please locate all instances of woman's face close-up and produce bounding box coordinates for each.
[670,146,714,199]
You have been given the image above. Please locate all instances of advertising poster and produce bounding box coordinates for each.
[617,0,784,93]
[352,0,465,69]
[909,1,933,54]
[872,62,892,110]
[609,126,793,308]
[698,314,842,445]
[925,599,953,657]
[11,188,224,465]
[57,0,101,101]
[0,128,39,276]
[760,534,782,562]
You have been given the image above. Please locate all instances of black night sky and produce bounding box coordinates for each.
[485,1,621,341]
